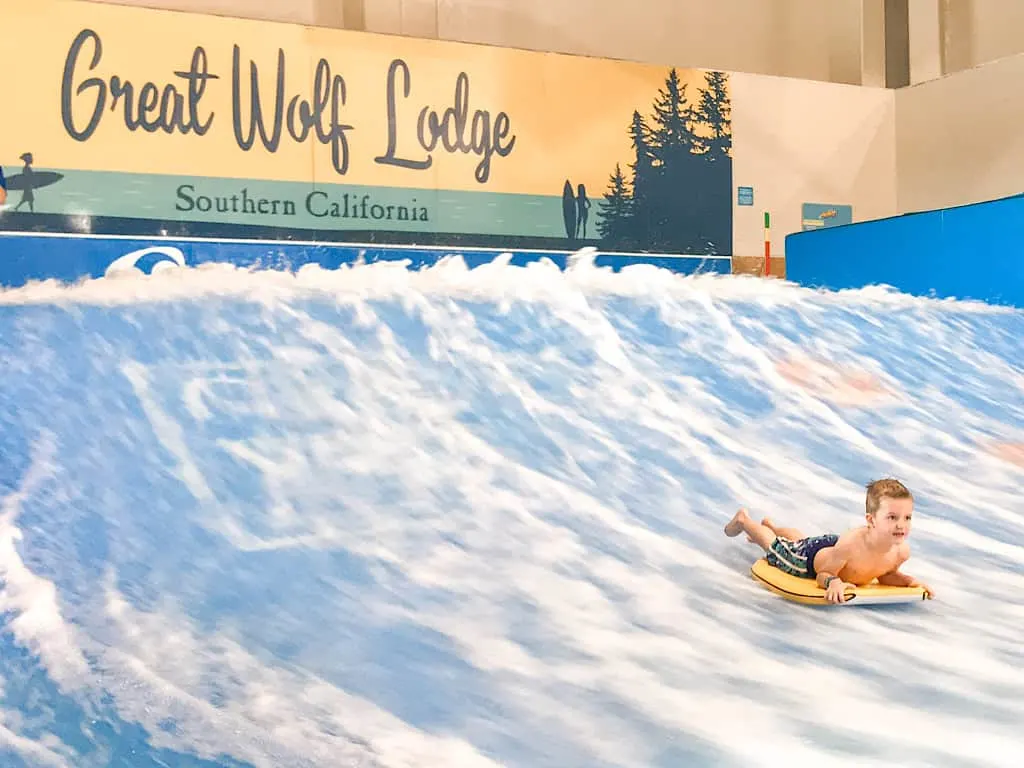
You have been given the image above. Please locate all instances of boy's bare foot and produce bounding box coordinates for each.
[724,508,750,537]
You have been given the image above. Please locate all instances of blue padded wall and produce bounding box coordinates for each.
[785,193,1024,308]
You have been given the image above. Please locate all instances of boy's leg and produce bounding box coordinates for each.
[724,508,776,550]
[762,517,805,541]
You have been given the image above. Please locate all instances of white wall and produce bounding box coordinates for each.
[939,0,1024,73]
[89,0,874,84]
[897,51,1024,213]
[732,73,897,259]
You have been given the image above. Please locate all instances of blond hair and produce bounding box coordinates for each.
[865,478,913,516]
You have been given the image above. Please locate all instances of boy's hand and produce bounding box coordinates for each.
[825,578,849,604]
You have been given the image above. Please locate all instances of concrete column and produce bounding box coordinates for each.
[340,0,365,30]
[364,0,438,37]
[828,0,868,85]
[884,0,910,87]
[310,0,347,28]
[939,0,974,75]
[908,0,942,83]
[861,0,888,86]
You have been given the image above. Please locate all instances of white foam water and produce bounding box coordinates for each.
[0,253,1022,767]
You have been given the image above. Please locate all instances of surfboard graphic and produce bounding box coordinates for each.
[562,180,576,240]
[4,170,64,192]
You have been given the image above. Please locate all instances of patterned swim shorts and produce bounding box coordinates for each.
[766,533,840,579]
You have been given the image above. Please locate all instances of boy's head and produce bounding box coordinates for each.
[865,478,914,541]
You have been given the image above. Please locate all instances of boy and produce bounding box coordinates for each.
[724,478,934,603]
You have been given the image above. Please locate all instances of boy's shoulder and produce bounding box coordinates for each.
[835,527,910,562]
[835,526,868,546]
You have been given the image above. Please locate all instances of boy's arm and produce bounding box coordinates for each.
[877,569,916,586]
[813,540,853,589]
[877,545,914,586]
[877,546,934,597]
[878,567,934,598]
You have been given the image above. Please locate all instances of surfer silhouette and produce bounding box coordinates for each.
[0,165,6,206]
[561,180,592,242]
[575,183,590,240]
[2,152,64,213]
[14,153,35,212]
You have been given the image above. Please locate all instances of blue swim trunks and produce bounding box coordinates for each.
[766,534,839,579]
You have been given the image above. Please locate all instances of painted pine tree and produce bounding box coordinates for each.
[597,163,634,248]
[597,68,733,254]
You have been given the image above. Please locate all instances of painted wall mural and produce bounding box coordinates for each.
[0,0,732,255]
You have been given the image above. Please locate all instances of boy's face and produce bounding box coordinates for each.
[869,497,914,541]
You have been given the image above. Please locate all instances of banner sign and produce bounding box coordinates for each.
[0,0,733,254]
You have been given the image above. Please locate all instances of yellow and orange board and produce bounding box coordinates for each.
[750,558,927,606]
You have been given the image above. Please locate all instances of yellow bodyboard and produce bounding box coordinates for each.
[750,558,926,606]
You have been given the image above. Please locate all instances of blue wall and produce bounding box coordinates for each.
[0,233,731,289]
[785,193,1024,308]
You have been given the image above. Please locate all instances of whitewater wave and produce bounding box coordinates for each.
[0,253,1021,767]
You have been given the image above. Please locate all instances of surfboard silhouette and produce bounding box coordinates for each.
[4,171,64,192]
[562,180,576,240]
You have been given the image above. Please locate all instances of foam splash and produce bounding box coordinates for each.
[0,251,1014,312]
[0,254,1021,767]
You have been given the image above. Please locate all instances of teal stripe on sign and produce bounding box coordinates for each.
[0,168,577,238]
